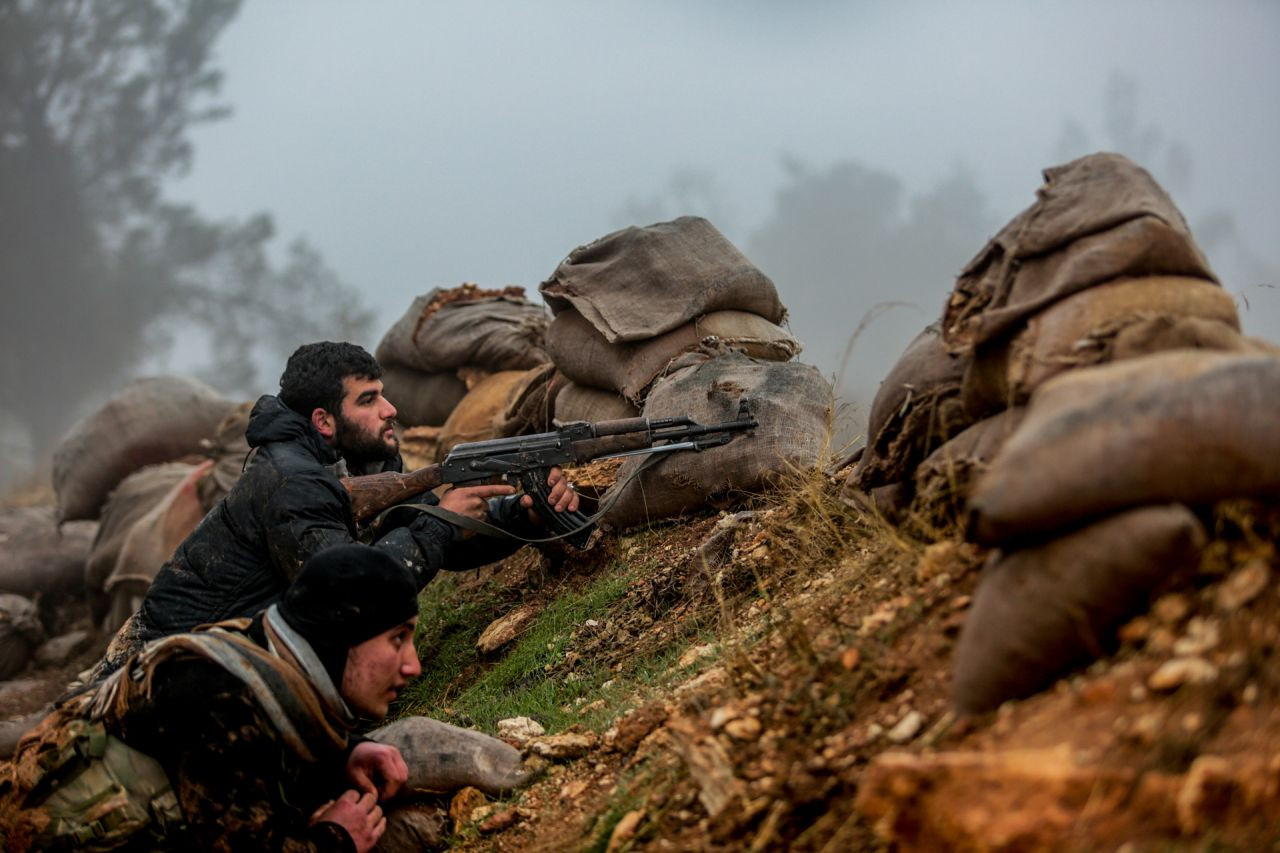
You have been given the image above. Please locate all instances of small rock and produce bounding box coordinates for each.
[858,604,897,637]
[497,716,546,744]
[866,723,885,742]
[709,706,737,731]
[1152,593,1192,625]
[887,711,925,744]
[476,605,540,655]
[606,702,668,754]
[723,717,762,742]
[606,810,645,853]
[1148,658,1219,692]
[1216,560,1270,611]
[478,807,520,834]
[529,732,595,761]
[839,647,861,670]
[678,643,716,668]
[579,699,607,717]
[449,787,487,831]
[34,630,94,668]
[561,778,589,800]
[1172,617,1220,656]
[1242,682,1259,705]
[1117,616,1151,646]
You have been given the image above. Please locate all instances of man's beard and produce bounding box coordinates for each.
[333,413,400,468]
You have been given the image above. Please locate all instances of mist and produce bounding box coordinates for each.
[4,0,1278,486]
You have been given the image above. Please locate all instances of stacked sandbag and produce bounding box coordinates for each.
[376,284,550,427]
[0,594,44,680]
[436,367,552,458]
[540,217,798,423]
[52,376,237,522]
[843,325,973,519]
[601,350,831,529]
[0,507,97,604]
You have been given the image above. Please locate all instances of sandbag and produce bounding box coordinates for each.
[436,370,534,456]
[52,376,236,522]
[964,276,1243,413]
[496,363,563,437]
[0,507,97,602]
[540,216,785,343]
[943,153,1216,354]
[911,408,1026,529]
[0,595,44,680]
[380,365,469,428]
[196,401,254,508]
[602,352,831,529]
[105,460,212,594]
[547,309,800,403]
[554,382,640,425]
[366,716,530,795]
[953,504,1205,714]
[375,284,550,374]
[853,325,971,491]
[85,463,198,607]
[968,351,1280,544]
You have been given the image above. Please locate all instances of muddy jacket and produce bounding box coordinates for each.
[2,610,365,852]
[127,396,528,655]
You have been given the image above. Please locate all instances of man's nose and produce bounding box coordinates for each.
[402,646,421,678]
[380,396,397,421]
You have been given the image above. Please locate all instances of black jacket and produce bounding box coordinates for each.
[137,395,529,644]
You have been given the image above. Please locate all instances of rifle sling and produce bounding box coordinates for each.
[378,454,664,545]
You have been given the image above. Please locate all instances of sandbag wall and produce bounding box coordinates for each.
[910,153,1280,714]
[539,216,827,528]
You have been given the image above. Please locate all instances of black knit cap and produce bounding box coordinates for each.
[278,544,419,686]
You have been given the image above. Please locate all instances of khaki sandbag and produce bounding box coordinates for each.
[554,382,640,425]
[375,284,549,374]
[367,716,530,795]
[0,594,43,680]
[943,153,1215,355]
[0,508,97,602]
[497,363,563,436]
[539,216,785,343]
[853,325,971,491]
[52,376,235,522]
[196,400,254,509]
[105,460,212,595]
[953,504,1204,714]
[968,351,1280,544]
[399,426,442,470]
[380,365,469,428]
[437,370,534,456]
[911,408,1026,529]
[547,309,800,403]
[602,352,830,529]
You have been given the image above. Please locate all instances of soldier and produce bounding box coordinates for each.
[93,340,578,677]
[2,544,435,851]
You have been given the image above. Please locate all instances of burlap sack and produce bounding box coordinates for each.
[968,351,1280,545]
[196,400,253,509]
[911,408,1026,529]
[0,594,43,680]
[962,275,1243,414]
[84,463,197,605]
[437,370,535,457]
[602,352,830,529]
[539,217,785,343]
[853,325,971,491]
[943,153,1216,355]
[52,376,235,522]
[953,504,1205,714]
[554,382,640,425]
[105,460,212,593]
[547,309,800,403]
[380,365,469,428]
[0,508,97,603]
[375,285,550,374]
[497,363,563,436]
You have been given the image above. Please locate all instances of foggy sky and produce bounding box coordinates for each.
[161,0,1280,425]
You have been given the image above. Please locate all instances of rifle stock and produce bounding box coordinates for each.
[345,464,447,524]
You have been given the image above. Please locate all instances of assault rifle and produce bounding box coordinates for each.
[341,400,757,547]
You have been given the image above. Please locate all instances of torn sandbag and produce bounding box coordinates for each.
[952,504,1205,714]
[943,153,1216,354]
[967,350,1280,545]
[852,325,971,492]
[0,594,44,680]
[106,461,212,594]
[0,507,96,604]
[437,369,538,457]
[602,351,830,529]
[379,364,469,428]
[52,376,235,522]
[540,217,784,343]
[547,308,799,403]
[375,284,550,374]
[554,381,640,425]
[911,408,1026,530]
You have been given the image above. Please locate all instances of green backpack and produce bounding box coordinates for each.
[19,718,185,850]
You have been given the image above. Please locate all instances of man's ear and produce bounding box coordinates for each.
[312,407,337,441]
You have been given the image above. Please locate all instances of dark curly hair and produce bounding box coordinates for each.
[279,342,382,417]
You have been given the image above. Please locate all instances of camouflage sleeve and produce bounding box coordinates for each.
[129,663,356,852]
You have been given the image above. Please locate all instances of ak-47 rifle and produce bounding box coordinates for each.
[341,400,757,547]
